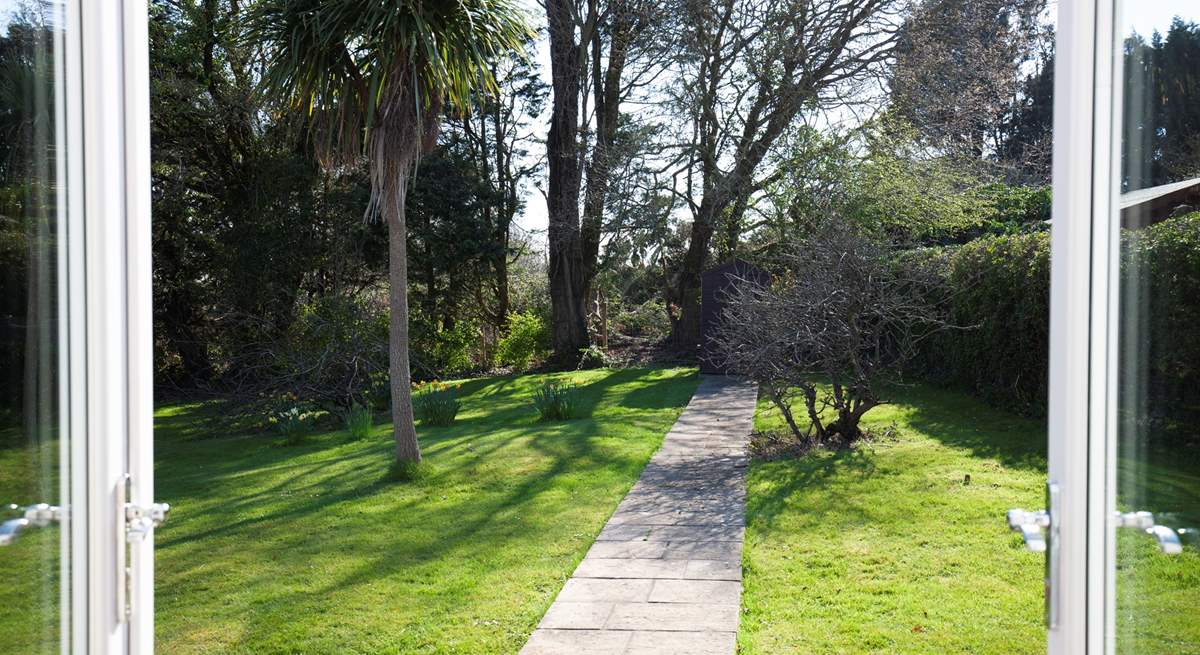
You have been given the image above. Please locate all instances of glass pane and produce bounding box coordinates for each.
[0,1,68,653]
[1114,1,1200,652]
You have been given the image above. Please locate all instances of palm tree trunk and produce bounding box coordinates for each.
[386,174,421,463]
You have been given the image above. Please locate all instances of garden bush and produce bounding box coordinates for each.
[612,299,670,341]
[277,295,389,409]
[413,381,460,426]
[577,345,612,370]
[411,318,482,379]
[713,222,948,445]
[343,402,373,439]
[978,183,1051,230]
[1121,212,1200,450]
[533,380,578,421]
[497,311,549,370]
[913,231,1051,415]
[917,211,1200,449]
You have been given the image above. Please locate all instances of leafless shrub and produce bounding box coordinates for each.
[711,221,948,447]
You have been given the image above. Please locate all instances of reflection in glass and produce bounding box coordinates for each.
[1115,3,1200,652]
[0,1,66,652]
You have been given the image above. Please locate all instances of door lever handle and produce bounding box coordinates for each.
[1007,508,1050,551]
[1007,481,1061,629]
[0,503,63,546]
[1115,511,1183,554]
[1147,525,1183,554]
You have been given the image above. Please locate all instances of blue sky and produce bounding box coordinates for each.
[1124,1,1197,37]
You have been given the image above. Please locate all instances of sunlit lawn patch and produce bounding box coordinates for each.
[739,383,1048,654]
[152,367,697,654]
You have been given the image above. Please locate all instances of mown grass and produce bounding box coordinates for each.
[152,367,697,654]
[739,383,1200,654]
[0,426,63,654]
[738,384,1048,654]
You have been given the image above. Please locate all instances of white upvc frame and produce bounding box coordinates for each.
[1090,1,1119,654]
[1048,0,1120,653]
[122,0,156,652]
[63,0,155,652]
[1048,0,1105,652]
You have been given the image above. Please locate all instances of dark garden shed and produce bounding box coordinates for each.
[699,259,770,374]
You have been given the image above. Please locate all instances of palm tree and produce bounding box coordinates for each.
[250,1,532,464]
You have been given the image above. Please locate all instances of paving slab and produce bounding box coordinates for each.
[520,375,758,654]
[605,602,740,632]
[557,578,655,603]
[521,630,631,655]
[624,630,736,655]
[660,540,741,561]
[585,541,669,559]
[647,579,741,604]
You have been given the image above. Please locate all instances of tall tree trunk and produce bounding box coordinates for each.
[493,254,509,329]
[386,174,420,463]
[545,0,589,366]
[668,217,714,350]
[578,1,634,313]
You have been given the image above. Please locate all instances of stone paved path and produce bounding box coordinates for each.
[520,375,759,655]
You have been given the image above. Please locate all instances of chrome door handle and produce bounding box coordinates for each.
[1115,511,1183,555]
[124,501,170,543]
[1007,481,1061,629]
[1007,508,1050,552]
[0,503,63,546]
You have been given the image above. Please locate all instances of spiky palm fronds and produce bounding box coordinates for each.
[248,0,532,464]
[249,0,533,179]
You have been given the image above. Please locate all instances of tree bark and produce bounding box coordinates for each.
[668,193,721,350]
[578,2,633,293]
[386,174,421,463]
[545,0,590,365]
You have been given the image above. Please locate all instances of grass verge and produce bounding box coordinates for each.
[739,383,1047,654]
[740,383,1200,653]
[152,367,697,654]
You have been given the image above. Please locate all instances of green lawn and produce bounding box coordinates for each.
[738,384,1048,654]
[739,383,1200,654]
[152,367,697,654]
[7,369,1197,654]
[0,427,63,654]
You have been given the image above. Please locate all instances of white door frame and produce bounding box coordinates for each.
[64,0,155,652]
[1047,0,1119,653]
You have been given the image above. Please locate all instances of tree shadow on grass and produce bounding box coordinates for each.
[161,405,649,651]
[154,368,695,573]
[745,445,877,537]
[887,383,1047,472]
[611,369,700,410]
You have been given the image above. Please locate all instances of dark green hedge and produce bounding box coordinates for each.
[914,231,1051,415]
[917,212,1200,442]
[1122,213,1200,449]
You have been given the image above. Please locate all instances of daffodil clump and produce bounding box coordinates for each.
[412,380,461,426]
[270,398,318,445]
[532,380,579,421]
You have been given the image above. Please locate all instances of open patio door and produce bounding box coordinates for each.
[1020,0,1200,652]
[0,1,160,653]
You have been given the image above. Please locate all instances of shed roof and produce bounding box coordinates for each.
[1120,177,1200,228]
[702,258,766,280]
